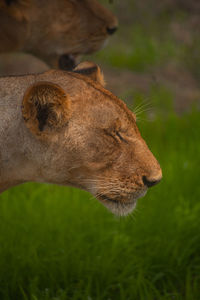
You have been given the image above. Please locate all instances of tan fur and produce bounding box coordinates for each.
[0,63,162,216]
[74,61,106,86]
[0,0,118,68]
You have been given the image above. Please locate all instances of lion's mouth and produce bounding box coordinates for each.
[98,194,133,205]
[58,54,77,71]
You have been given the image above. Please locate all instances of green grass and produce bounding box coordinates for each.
[92,26,177,72]
[0,110,199,300]
[0,1,199,298]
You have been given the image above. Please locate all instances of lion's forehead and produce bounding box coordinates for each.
[40,70,137,135]
[65,71,136,118]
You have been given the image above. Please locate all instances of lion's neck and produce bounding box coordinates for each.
[0,73,76,194]
[0,75,39,193]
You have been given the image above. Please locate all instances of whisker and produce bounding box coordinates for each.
[127,211,137,222]
[134,105,154,117]
[133,100,154,117]
[67,165,81,172]
[136,117,149,123]
[133,100,150,112]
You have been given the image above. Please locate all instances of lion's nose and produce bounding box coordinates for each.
[142,171,162,188]
[106,26,118,35]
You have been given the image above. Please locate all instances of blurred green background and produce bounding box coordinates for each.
[0,0,200,299]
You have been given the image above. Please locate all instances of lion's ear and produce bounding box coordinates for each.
[22,82,71,138]
[73,61,105,86]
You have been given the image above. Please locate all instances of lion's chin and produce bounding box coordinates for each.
[97,190,147,217]
[103,201,137,217]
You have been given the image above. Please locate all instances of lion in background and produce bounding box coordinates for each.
[0,0,118,70]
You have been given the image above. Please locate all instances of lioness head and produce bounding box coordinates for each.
[0,0,118,69]
[22,62,162,216]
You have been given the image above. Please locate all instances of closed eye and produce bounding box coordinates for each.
[116,131,128,143]
[104,129,128,144]
[103,129,118,143]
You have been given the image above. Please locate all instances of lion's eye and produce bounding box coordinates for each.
[116,131,127,143]
[116,131,123,141]
[104,128,127,144]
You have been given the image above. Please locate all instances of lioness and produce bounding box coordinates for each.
[0,0,118,70]
[0,62,162,216]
